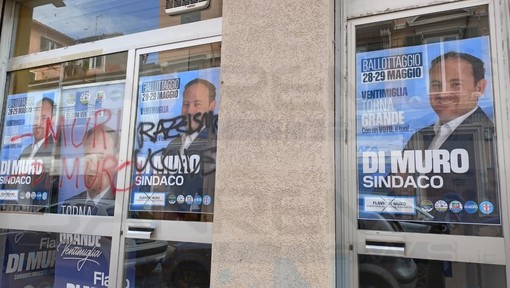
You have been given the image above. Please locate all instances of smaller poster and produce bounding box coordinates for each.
[0,90,60,212]
[53,234,133,288]
[1,230,56,288]
[57,81,125,216]
[131,67,219,218]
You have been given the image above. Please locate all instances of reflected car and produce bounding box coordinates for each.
[161,242,212,288]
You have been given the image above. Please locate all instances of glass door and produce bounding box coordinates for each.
[343,2,509,287]
[0,52,131,288]
[116,38,221,288]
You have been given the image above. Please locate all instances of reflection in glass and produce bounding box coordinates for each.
[359,255,505,288]
[0,52,127,215]
[0,229,56,287]
[13,0,223,56]
[130,43,220,222]
[124,239,211,288]
[355,5,502,236]
[0,229,119,288]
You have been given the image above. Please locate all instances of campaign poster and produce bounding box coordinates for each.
[53,234,133,288]
[357,36,500,225]
[0,230,56,288]
[57,80,125,216]
[53,81,131,287]
[131,67,219,217]
[0,91,60,287]
[0,90,60,212]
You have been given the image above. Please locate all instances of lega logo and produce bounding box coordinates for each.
[168,194,177,204]
[79,91,91,105]
[420,200,433,212]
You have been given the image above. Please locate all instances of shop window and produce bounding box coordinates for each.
[129,42,221,222]
[39,36,62,51]
[355,5,501,237]
[0,52,128,217]
[11,0,223,57]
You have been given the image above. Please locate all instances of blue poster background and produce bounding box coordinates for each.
[130,67,220,213]
[0,90,59,209]
[53,81,132,287]
[53,234,133,288]
[57,81,125,204]
[356,36,499,224]
[0,91,59,287]
[1,230,56,288]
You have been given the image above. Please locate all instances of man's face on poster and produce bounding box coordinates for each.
[429,58,487,123]
[32,100,53,142]
[84,132,118,195]
[182,82,215,133]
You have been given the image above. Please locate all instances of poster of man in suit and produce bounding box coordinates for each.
[132,67,219,220]
[357,36,500,225]
[0,92,59,212]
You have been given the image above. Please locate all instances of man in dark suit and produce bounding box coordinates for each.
[162,78,217,221]
[400,52,498,223]
[60,125,119,216]
[5,97,58,211]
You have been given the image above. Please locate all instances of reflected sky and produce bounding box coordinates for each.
[33,0,160,40]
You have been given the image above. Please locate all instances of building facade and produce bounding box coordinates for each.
[0,0,509,287]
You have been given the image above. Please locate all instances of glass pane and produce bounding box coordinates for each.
[359,254,506,288]
[129,43,221,222]
[0,52,128,216]
[355,5,502,236]
[12,0,223,57]
[124,239,211,288]
[0,229,122,288]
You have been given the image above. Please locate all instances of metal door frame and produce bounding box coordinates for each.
[0,2,222,285]
[336,0,510,286]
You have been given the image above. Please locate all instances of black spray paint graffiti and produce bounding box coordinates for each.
[136,111,218,147]
[135,112,218,177]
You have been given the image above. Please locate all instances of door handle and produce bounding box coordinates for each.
[126,224,154,239]
[365,240,405,256]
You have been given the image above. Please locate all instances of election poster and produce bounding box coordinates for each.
[52,81,130,287]
[0,230,56,288]
[357,36,500,225]
[53,234,134,288]
[0,91,60,287]
[131,67,219,217]
[57,80,125,216]
[0,90,60,212]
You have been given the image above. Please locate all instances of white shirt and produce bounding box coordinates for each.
[179,130,201,155]
[428,106,479,150]
[28,138,46,159]
[86,187,111,205]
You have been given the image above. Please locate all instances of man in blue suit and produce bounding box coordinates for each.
[61,125,119,216]
[401,52,498,224]
[2,97,58,211]
[163,78,217,221]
